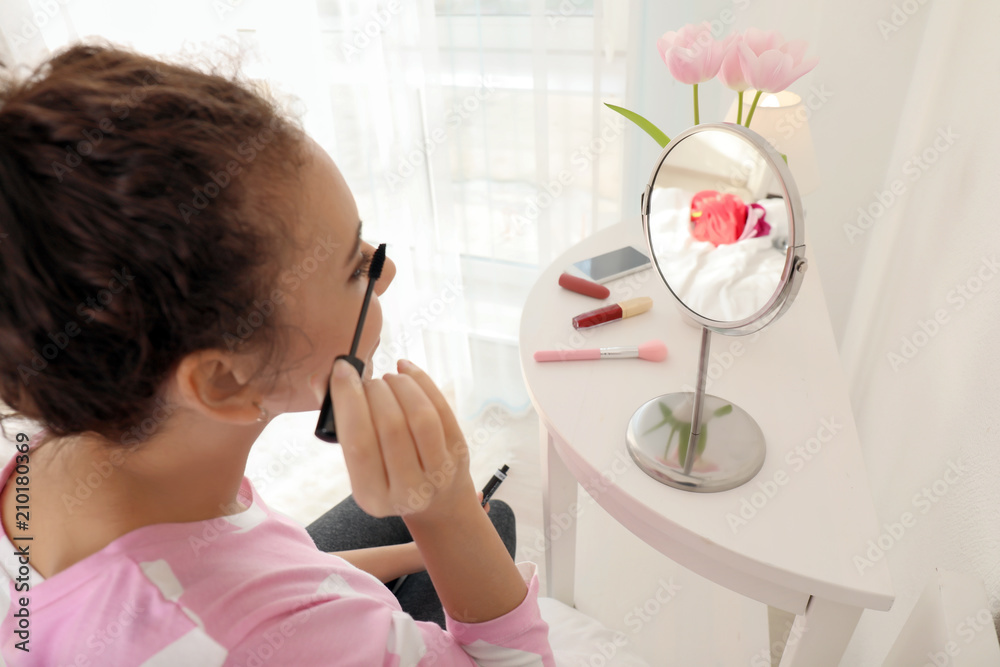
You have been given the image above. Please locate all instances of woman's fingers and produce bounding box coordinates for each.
[395,360,467,458]
[382,373,448,479]
[329,357,474,518]
[329,359,390,514]
[363,377,426,502]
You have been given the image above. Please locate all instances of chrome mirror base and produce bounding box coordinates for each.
[626,392,765,493]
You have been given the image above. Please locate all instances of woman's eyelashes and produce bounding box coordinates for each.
[350,249,373,282]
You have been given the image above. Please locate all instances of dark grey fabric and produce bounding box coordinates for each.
[305,494,516,629]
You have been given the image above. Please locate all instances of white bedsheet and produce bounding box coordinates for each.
[647,188,788,323]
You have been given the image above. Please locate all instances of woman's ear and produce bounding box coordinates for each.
[229,350,263,387]
[172,349,262,424]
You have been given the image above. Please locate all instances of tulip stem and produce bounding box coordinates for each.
[736,91,744,125]
[693,84,700,125]
[744,90,763,128]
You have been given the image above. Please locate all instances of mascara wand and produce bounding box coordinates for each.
[315,243,387,443]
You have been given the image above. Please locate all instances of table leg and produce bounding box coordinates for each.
[776,597,863,667]
[540,422,577,606]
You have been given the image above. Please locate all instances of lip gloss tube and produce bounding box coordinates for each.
[572,297,652,330]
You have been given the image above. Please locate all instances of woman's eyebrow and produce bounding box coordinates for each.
[343,219,362,267]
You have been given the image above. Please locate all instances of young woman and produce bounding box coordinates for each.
[0,41,553,665]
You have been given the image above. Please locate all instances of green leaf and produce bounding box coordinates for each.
[664,424,677,460]
[713,404,733,418]
[696,425,707,458]
[643,402,677,436]
[677,422,691,468]
[780,153,788,164]
[642,418,669,436]
[604,103,670,148]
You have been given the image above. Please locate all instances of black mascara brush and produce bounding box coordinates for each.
[315,243,387,443]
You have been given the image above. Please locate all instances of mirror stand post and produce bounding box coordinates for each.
[625,326,768,493]
[683,327,712,476]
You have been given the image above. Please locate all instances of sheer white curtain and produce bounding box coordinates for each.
[834,0,1000,662]
[0,0,629,422]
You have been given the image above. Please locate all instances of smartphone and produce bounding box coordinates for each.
[566,245,651,284]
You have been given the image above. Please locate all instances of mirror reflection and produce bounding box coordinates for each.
[646,128,790,323]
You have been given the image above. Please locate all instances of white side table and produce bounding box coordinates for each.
[519,222,893,666]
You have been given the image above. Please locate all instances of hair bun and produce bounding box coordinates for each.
[0,40,307,447]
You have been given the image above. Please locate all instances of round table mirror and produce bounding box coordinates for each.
[626,122,808,492]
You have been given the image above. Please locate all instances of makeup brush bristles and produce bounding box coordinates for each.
[369,243,387,282]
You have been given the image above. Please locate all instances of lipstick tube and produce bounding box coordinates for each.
[558,272,611,299]
[572,297,652,330]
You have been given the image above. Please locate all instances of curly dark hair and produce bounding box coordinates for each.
[0,40,311,448]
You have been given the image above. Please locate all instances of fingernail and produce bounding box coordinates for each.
[333,359,361,387]
[398,359,414,371]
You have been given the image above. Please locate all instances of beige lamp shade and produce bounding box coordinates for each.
[725,90,820,195]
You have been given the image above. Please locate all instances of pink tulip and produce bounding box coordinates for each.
[737,28,818,93]
[657,23,733,85]
[718,35,749,92]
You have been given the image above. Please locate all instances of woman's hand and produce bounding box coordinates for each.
[321,358,527,623]
[325,358,479,520]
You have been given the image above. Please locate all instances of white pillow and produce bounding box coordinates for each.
[537,597,652,666]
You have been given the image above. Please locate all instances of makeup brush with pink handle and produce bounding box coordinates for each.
[533,339,667,362]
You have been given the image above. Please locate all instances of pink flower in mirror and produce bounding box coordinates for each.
[737,28,818,93]
[739,203,771,241]
[690,191,771,247]
[690,191,747,246]
[657,23,733,85]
